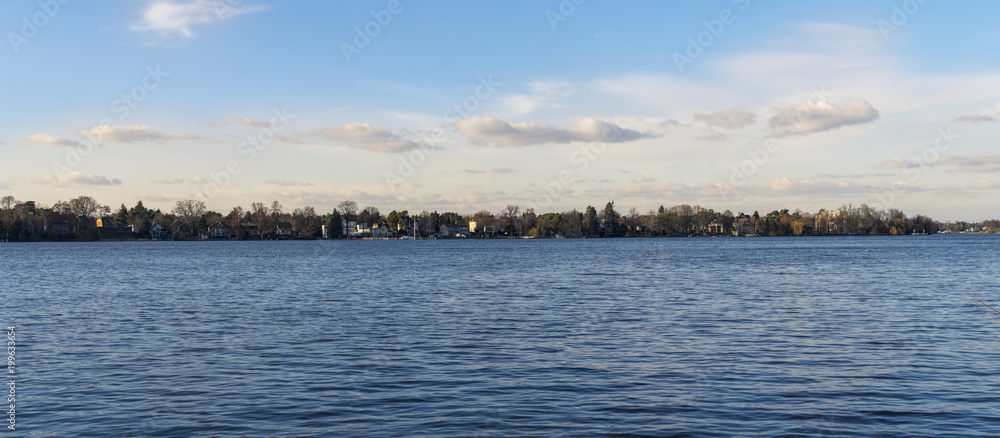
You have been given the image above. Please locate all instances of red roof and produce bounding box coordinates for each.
[276,221,293,229]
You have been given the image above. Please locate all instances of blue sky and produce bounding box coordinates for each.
[2,0,1000,220]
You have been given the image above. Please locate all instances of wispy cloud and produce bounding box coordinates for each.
[296,123,425,153]
[491,168,517,174]
[24,133,75,147]
[79,125,166,143]
[130,0,266,39]
[879,157,919,169]
[27,127,198,145]
[693,106,756,129]
[880,154,1000,172]
[938,154,1000,172]
[225,116,274,128]
[955,114,996,123]
[454,116,651,146]
[30,172,122,187]
[501,81,574,116]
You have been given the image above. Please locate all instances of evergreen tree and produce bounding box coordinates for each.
[328,209,343,239]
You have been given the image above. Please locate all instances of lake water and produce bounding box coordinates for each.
[3,236,1000,436]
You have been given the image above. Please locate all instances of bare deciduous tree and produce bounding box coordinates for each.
[500,204,520,236]
[250,202,268,238]
[172,199,207,226]
[338,200,358,219]
[69,196,102,219]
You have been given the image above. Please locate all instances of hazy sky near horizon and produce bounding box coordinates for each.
[2,0,1000,221]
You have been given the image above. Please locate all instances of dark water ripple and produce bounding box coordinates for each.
[2,235,1000,436]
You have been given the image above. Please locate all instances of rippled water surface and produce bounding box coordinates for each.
[3,236,1000,436]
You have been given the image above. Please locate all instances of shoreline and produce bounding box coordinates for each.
[2,233,997,243]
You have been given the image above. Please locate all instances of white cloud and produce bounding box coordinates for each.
[30,172,122,187]
[79,125,165,143]
[491,168,517,174]
[24,133,74,147]
[130,0,265,38]
[693,107,756,129]
[768,97,879,137]
[632,176,656,183]
[296,123,425,153]
[454,116,650,146]
[955,114,996,123]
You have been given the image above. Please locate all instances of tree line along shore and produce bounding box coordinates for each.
[0,195,997,242]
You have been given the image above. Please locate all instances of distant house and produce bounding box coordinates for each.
[440,224,469,237]
[342,218,359,237]
[209,221,230,239]
[243,223,261,239]
[815,209,842,234]
[151,223,166,239]
[468,220,479,234]
[732,213,752,236]
[356,223,371,237]
[371,223,392,238]
[276,221,294,238]
[170,221,192,237]
[707,221,723,235]
[95,217,132,239]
